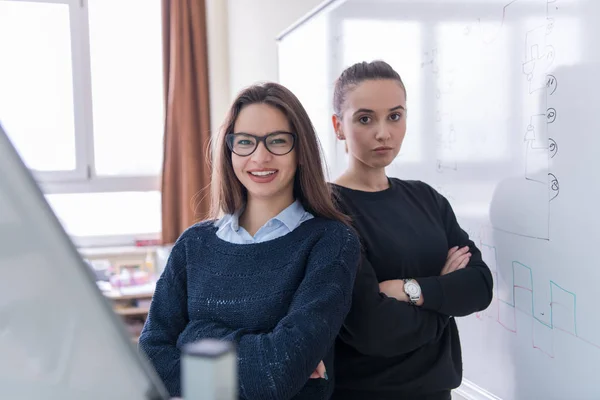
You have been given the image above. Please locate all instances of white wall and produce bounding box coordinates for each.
[227,0,325,98]
[206,0,325,134]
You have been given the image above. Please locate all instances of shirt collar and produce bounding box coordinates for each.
[215,200,306,233]
[231,206,244,232]
[274,199,306,231]
[214,206,244,233]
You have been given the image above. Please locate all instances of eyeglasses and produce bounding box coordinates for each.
[226,132,297,157]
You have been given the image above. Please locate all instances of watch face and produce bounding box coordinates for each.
[405,282,420,296]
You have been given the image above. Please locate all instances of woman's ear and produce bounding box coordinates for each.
[331,114,345,140]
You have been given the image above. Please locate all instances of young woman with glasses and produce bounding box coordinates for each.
[139,82,360,400]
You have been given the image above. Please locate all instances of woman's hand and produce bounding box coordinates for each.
[379,280,425,305]
[379,280,408,302]
[441,246,471,276]
[309,360,327,379]
[377,246,470,305]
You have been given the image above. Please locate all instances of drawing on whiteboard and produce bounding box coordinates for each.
[428,46,460,173]
[425,43,462,174]
[499,0,559,241]
[489,174,551,241]
[524,123,558,184]
[524,113,551,184]
[463,0,520,44]
[523,44,556,94]
[549,138,558,157]
[436,159,458,173]
[436,123,457,151]
[522,1,558,93]
[421,46,455,97]
[546,74,558,95]
[521,0,557,178]
[465,0,558,45]
[548,173,559,200]
[476,243,600,357]
[435,84,455,100]
[420,47,439,73]
[546,107,556,123]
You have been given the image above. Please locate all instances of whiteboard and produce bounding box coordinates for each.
[277,1,600,399]
[0,123,168,400]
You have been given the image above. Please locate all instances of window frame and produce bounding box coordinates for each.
[5,0,162,246]
[6,0,161,194]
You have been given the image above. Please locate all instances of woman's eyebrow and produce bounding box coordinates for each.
[352,105,405,116]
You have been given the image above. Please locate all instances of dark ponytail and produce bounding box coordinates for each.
[333,60,406,116]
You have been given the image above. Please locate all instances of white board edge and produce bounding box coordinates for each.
[455,379,503,400]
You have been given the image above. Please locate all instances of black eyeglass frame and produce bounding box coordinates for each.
[225,131,297,157]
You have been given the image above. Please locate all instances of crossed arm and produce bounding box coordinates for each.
[379,193,493,317]
[379,245,472,306]
[139,227,360,399]
[339,191,493,357]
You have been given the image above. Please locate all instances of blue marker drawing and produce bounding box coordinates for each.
[476,243,599,358]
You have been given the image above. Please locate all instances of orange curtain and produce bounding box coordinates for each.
[161,0,212,244]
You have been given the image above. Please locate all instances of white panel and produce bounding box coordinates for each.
[278,1,600,399]
[0,124,168,399]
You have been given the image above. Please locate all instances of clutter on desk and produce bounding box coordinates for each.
[80,244,173,342]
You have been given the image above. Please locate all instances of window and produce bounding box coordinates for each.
[0,0,164,246]
[46,191,161,241]
[87,0,164,177]
[0,1,79,176]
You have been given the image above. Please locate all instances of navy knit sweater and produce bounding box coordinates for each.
[138,218,360,399]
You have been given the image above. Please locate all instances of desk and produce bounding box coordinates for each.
[105,291,153,342]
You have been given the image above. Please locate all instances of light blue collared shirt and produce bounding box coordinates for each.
[215,199,314,244]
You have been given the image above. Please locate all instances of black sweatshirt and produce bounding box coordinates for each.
[330,178,493,400]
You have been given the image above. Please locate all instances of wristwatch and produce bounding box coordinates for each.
[403,279,421,305]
